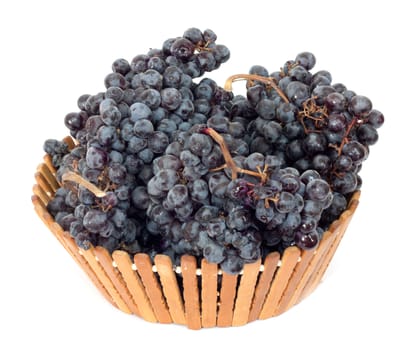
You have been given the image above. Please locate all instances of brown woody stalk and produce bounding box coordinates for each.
[224,74,289,103]
[202,128,268,183]
[62,171,107,198]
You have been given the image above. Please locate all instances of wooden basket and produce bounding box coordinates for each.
[32,150,360,329]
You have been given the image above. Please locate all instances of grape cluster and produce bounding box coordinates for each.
[43,29,383,274]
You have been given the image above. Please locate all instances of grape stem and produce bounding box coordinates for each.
[335,116,359,155]
[224,74,289,103]
[202,127,268,183]
[62,171,107,198]
[298,97,328,133]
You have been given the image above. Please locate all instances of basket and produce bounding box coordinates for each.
[32,149,360,330]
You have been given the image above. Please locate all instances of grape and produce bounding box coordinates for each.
[97,125,117,146]
[312,154,331,174]
[208,173,230,197]
[294,230,319,250]
[112,58,131,75]
[331,171,358,194]
[256,99,277,120]
[188,133,213,156]
[276,102,297,123]
[357,124,378,145]
[263,121,282,143]
[183,27,204,45]
[286,81,310,107]
[43,139,69,156]
[188,179,209,202]
[295,52,316,70]
[327,112,347,132]
[139,88,161,109]
[203,242,225,264]
[83,209,109,234]
[280,173,301,193]
[306,179,331,201]
[302,200,324,217]
[342,141,367,163]
[367,109,384,128]
[303,133,327,155]
[311,70,332,87]
[194,205,219,222]
[161,87,183,110]
[166,184,189,208]
[227,207,252,231]
[140,69,163,90]
[182,220,202,241]
[108,163,127,184]
[147,131,169,153]
[127,136,147,154]
[149,205,174,226]
[220,250,244,275]
[170,38,195,61]
[64,112,86,132]
[275,192,296,213]
[245,152,265,170]
[153,169,179,191]
[255,200,275,223]
[324,92,346,112]
[348,95,372,116]
[133,119,154,138]
[86,146,108,170]
[75,231,95,250]
[299,215,318,234]
[130,102,152,121]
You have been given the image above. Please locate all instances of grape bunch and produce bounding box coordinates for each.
[43,28,383,274]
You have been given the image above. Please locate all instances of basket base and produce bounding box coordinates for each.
[33,155,360,329]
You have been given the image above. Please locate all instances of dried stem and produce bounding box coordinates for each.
[62,171,107,198]
[298,97,329,133]
[336,116,359,155]
[224,74,289,103]
[203,127,268,183]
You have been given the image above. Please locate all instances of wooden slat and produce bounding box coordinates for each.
[259,246,300,320]
[248,252,280,322]
[112,251,157,322]
[82,247,131,314]
[32,194,71,251]
[43,154,56,176]
[287,228,335,308]
[59,231,117,308]
[299,195,360,301]
[155,255,186,325]
[63,135,76,150]
[316,194,360,283]
[200,259,218,328]
[181,255,201,330]
[134,253,172,324]
[232,259,261,326]
[35,172,54,199]
[37,163,60,192]
[273,248,315,316]
[298,227,343,302]
[50,221,83,263]
[94,246,141,316]
[32,184,49,209]
[216,272,238,327]
[42,211,117,309]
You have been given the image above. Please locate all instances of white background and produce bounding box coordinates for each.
[1,0,410,349]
